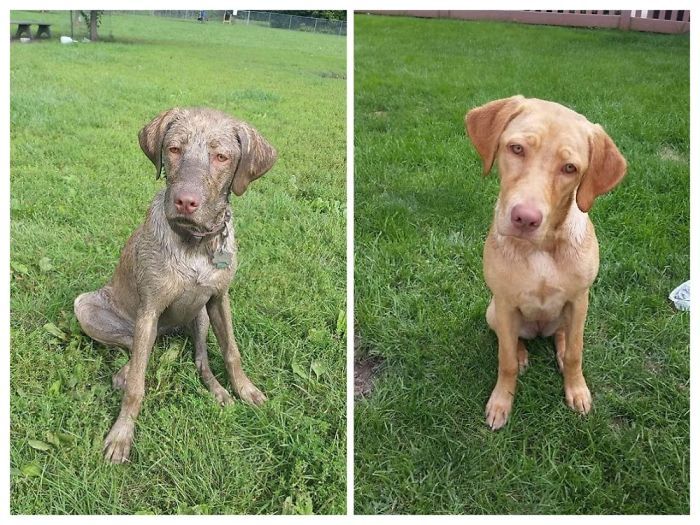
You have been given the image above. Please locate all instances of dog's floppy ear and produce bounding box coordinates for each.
[465,95,525,175]
[138,108,182,179]
[576,125,627,213]
[231,123,277,196]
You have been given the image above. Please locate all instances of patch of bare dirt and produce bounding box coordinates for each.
[354,334,385,398]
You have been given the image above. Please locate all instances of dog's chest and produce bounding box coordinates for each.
[515,252,568,322]
[159,246,237,327]
[176,249,237,293]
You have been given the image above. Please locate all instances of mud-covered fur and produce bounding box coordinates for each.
[74,107,276,463]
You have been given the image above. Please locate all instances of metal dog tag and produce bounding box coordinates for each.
[212,250,233,269]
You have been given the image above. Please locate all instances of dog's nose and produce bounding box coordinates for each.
[510,204,543,232]
[174,192,201,215]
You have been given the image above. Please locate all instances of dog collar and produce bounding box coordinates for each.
[189,208,231,240]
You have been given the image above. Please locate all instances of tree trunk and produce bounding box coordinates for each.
[89,11,99,41]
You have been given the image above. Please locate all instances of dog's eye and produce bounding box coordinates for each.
[216,154,229,162]
[168,147,180,154]
[509,144,524,155]
[562,163,577,174]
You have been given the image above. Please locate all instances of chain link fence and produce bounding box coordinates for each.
[117,10,347,36]
[240,11,346,35]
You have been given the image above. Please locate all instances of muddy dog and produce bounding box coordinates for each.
[465,96,626,430]
[75,107,276,462]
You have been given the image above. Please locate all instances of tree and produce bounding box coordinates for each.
[81,10,103,41]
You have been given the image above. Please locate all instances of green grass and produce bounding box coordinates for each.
[10,11,346,514]
[354,14,688,514]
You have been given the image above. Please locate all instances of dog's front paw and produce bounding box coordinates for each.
[212,385,234,406]
[103,419,134,464]
[485,388,513,431]
[564,380,592,414]
[237,380,267,406]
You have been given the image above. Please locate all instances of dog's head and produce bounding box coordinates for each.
[138,107,277,236]
[466,96,626,243]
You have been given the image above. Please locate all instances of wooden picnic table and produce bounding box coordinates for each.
[11,20,52,39]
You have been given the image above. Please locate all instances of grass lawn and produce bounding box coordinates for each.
[10,11,346,514]
[354,14,689,514]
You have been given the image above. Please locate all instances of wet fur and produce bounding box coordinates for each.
[74,107,276,463]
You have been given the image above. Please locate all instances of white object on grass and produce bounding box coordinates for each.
[60,36,74,44]
[19,37,31,43]
[669,280,690,311]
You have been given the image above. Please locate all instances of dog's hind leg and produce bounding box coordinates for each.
[554,329,566,373]
[189,308,233,406]
[75,288,134,347]
[74,288,134,390]
[517,340,529,374]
